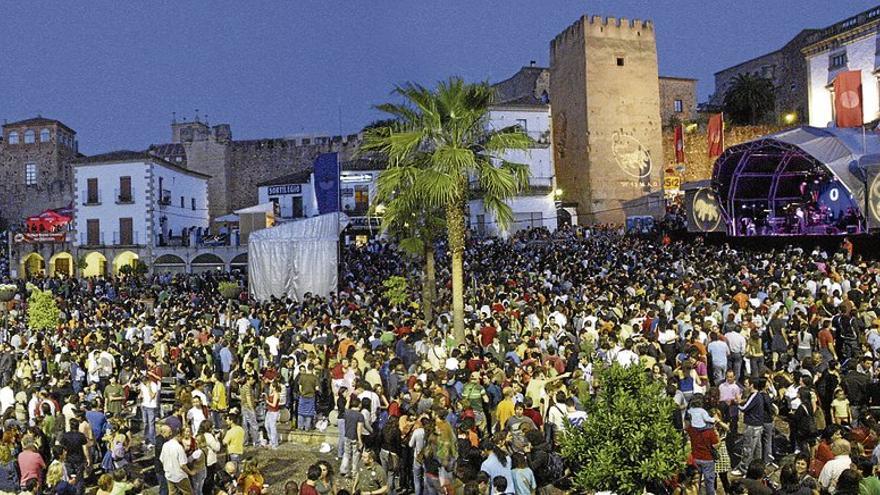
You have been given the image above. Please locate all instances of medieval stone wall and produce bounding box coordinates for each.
[0,133,77,224]
[659,77,697,127]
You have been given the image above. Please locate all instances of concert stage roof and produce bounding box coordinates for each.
[689,126,880,236]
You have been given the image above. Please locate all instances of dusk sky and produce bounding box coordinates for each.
[1,1,876,154]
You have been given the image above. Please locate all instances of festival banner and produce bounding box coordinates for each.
[313,152,340,214]
[834,70,863,128]
[707,113,724,158]
[674,124,685,164]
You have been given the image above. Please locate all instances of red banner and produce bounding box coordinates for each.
[14,232,68,244]
[834,70,863,128]
[674,124,685,164]
[707,113,724,158]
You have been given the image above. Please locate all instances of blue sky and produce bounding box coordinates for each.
[1,1,875,154]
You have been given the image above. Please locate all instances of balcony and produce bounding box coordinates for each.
[525,130,551,148]
[469,175,555,196]
[80,232,105,247]
[82,191,101,206]
[115,188,135,205]
[112,231,141,246]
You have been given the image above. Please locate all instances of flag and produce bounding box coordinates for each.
[674,124,685,164]
[313,152,340,214]
[834,70,863,128]
[707,113,724,158]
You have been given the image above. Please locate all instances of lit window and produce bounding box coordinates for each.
[24,130,35,144]
[7,132,18,144]
[25,163,36,185]
[40,129,50,142]
[674,99,683,113]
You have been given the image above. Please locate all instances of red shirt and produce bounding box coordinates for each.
[686,427,719,461]
[480,326,497,347]
[524,408,543,429]
[300,483,319,495]
[818,329,835,350]
[18,450,45,485]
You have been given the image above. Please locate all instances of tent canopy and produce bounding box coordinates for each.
[26,209,72,231]
[248,212,349,301]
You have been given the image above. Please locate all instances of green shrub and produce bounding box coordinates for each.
[218,281,242,299]
[382,276,409,307]
[27,288,60,330]
[560,363,687,495]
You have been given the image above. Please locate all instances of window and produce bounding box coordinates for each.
[354,185,369,212]
[616,57,625,66]
[87,219,100,246]
[87,178,98,204]
[842,17,858,29]
[23,130,35,144]
[191,198,196,210]
[7,132,18,144]
[830,52,848,69]
[674,99,683,113]
[869,7,880,19]
[292,196,304,218]
[180,196,184,208]
[24,163,37,185]
[119,218,133,245]
[39,129,50,142]
[515,119,528,133]
[118,176,132,203]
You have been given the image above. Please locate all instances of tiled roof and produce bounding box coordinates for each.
[148,143,187,166]
[71,150,211,179]
[491,95,549,108]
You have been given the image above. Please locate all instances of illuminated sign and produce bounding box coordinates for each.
[266,184,302,195]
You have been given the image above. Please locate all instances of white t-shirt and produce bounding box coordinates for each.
[265,335,280,357]
[160,438,189,483]
[0,387,15,415]
[140,381,160,408]
[187,406,206,434]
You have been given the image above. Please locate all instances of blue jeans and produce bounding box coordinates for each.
[298,414,314,431]
[695,459,716,495]
[413,462,424,495]
[265,410,280,448]
[737,425,763,472]
[142,406,158,444]
[337,418,345,458]
[242,408,260,446]
[157,469,168,495]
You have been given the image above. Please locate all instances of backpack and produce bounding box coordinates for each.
[537,452,565,487]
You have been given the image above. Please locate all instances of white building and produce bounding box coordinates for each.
[806,7,880,127]
[469,99,559,237]
[72,151,210,276]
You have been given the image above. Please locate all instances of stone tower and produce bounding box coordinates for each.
[168,120,232,219]
[550,15,665,224]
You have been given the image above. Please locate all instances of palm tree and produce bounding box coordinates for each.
[371,162,445,322]
[361,78,531,342]
[723,73,775,125]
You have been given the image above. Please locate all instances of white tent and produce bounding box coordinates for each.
[248,212,349,301]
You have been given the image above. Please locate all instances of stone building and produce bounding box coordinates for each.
[493,64,551,104]
[659,76,698,127]
[710,30,817,122]
[549,15,665,224]
[148,119,361,219]
[0,117,82,224]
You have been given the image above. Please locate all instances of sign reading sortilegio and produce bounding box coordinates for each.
[266,184,302,196]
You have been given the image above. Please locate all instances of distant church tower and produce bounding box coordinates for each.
[550,15,665,224]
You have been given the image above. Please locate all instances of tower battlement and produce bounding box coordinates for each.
[552,14,654,51]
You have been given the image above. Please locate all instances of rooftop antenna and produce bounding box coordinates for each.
[205,114,209,126]
[194,109,200,123]
[172,111,177,124]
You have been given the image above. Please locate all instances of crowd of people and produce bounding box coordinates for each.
[0,224,879,495]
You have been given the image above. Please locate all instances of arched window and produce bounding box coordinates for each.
[7,132,19,144]
[24,130,35,144]
[40,129,50,142]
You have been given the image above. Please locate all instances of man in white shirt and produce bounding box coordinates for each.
[160,427,195,494]
[615,339,640,368]
[724,327,747,381]
[140,376,160,446]
[818,439,853,493]
[187,396,207,434]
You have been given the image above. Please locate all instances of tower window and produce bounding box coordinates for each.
[616,57,625,66]
[40,129,50,142]
[24,130,35,144]
[7,132,18,144]
[25,163,37,185]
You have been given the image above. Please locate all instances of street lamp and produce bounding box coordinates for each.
[783,112,797,125]
[553,188,563,200]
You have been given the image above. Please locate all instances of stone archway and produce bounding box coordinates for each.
[112,251,139,275]
[19,253,45,279]
[82,252,108,278]
[190,253,226,273]
[48,252,74,277]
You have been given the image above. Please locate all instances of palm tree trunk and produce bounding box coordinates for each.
[422,242,435,323]
[446,202,466,343]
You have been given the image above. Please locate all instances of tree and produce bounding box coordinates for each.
[723,74,775,125]
[560,364,687,495]
[381,276,409,307]
[361,78,531,342]
[27,287,60,331]
[371,151,446,322]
